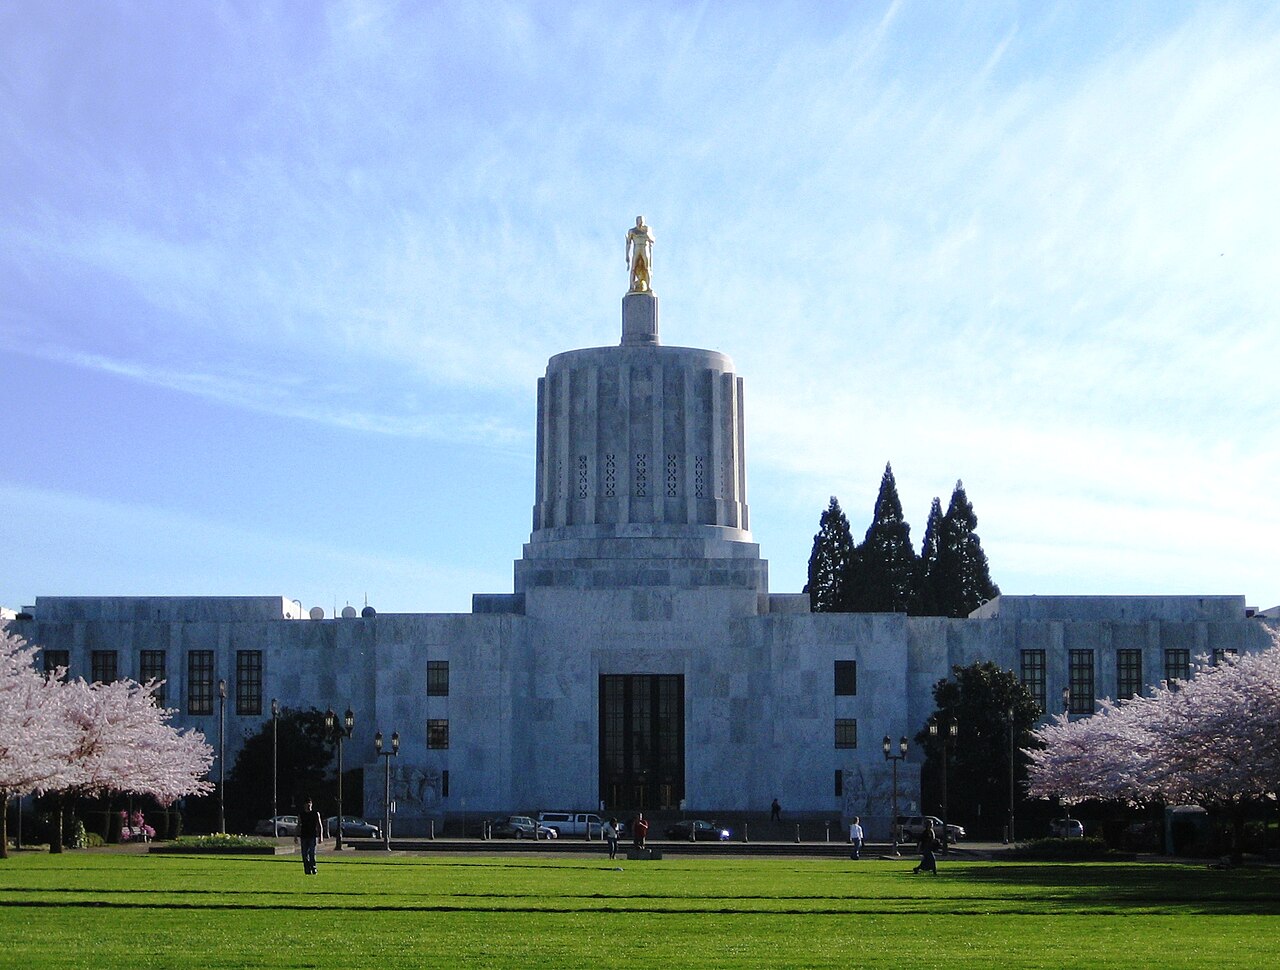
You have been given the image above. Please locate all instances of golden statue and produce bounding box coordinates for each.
[626,216,654,293]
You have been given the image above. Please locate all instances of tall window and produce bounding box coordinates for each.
[1164,648,1190,684]
[1116,649,1143,699]
[1068,650,1094,716]
[441,770,450,798]
[835,718,857,749]
[42,649,70,679]
[834,769,843,798]
[140,650,166,707]
[427,661,449,696]
[1212,648,1238,665]
[1019,650,1046,714]
[427,719,449,749]
[187,650,214,715]
[834,660,857,696]
[236,650,262,716]
[91,650,118,684]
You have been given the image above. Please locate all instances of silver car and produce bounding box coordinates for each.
[253,815,299,836]
[325,815,381,839]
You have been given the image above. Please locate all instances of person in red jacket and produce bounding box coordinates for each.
[632,813,649,849]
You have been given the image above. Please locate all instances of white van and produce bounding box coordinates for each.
[537,812,614,837]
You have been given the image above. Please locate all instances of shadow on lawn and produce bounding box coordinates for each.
[944,863,1280,914]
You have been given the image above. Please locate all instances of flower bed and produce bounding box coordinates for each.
[149,834,283,855]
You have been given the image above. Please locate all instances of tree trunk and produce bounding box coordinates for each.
[1232,803,1245,865]
[1,794,9,860]
[50,794,64,854]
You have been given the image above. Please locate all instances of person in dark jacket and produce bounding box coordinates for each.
[299,799,324,875]
[912,822,939,875]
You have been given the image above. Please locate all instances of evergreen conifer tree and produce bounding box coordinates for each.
[847,463,917,612]
[913,496,945,616]
[932,481,1000,618]
[804,497,855,612]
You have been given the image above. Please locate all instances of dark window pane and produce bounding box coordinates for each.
[1068,650,1094,715]
[1019,650,1046,714]
[427,719,449,749]
[1116,649,1142,700]
[835,718,857,749]
[427,661,449,696]
[834,660,857,696]
[43,649,70,679]
[140,650,167,707]
[1164,649,1190,684]
[91,650,118,684]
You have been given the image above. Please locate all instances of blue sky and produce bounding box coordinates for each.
[3,0,1278,615]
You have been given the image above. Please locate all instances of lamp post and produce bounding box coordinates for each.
[1062,686,1071,716]
[271,698,280,838]
[374,730,400,850]
[929,720,958,853]
[324,707,355,850]
[882,734,908,856]
[217,678,227,834]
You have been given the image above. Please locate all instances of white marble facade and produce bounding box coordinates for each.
[12,289,1278,838]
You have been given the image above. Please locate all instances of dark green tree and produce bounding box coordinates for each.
[225,708,333,833]
[848,463,917,613]
[914,662,1040,839]
[931,480,1000,618]
[804,496,855,612]
[912,496,945,616]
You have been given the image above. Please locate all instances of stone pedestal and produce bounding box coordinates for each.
[622,291,659,345]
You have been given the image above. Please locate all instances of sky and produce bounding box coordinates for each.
[2,0,1278,616]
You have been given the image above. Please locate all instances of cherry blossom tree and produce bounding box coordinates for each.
[49,677,213,851]
[1027,631,1280,855]
[1,630,77,858]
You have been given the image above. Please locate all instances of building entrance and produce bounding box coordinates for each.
[599,674,684,811]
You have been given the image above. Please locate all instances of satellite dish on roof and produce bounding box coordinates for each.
[309,606,324,620]
[361,605,376,618]
[341,605,357,619]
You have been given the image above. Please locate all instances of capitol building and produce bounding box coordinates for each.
[11,223,1277,837]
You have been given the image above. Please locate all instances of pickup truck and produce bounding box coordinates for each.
[537,812,619,837]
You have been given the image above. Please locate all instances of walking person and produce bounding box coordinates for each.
[299,798,323,875]
[912,821,939,875]
[848,816,864,860]
[603,817,620,860]
[770,798,782,823]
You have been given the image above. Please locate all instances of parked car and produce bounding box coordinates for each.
[489,815,558,839]
[537,812,619,837]
[895,815,965,842]
[665,819,731,841]
[325,815,381,839]
[1049,817,1085,838]
[253,815,299,836]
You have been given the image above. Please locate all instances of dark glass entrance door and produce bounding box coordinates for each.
[599,674,684,811]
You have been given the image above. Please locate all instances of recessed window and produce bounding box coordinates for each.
[187,651,214,716]
[441,770,450,798]
[1019,650,1046,714]
[140,650,166,707]
[1164,648,1190,685]
[1212,648,1237,665]
[428,719,449,749]
[1068,650,1094,716]
[91,650,118,684]
[43,649,70,679]
[835,718,857,749]
[834,769,843,797]
[427,661,449,697]
[834,661,857,696]
[1116,649,1142,700]
[236,650,262,716]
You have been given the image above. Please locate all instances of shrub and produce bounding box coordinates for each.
[1005,837,1128,861]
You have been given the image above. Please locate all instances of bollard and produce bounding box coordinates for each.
[825,821,830,843]
[794,823,801,844]
[429,818,435,840]
[742,821,749,843]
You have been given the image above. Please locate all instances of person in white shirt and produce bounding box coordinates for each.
[849,816,865,860]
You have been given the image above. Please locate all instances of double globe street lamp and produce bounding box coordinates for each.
[324,707,355,850]
[882,734,909,855]
[928,720,958,853]
[374,730,400,850]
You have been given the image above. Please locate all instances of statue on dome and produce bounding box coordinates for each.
[626,216,654,293]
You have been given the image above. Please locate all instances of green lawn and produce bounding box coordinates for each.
[1,851,1277,968]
